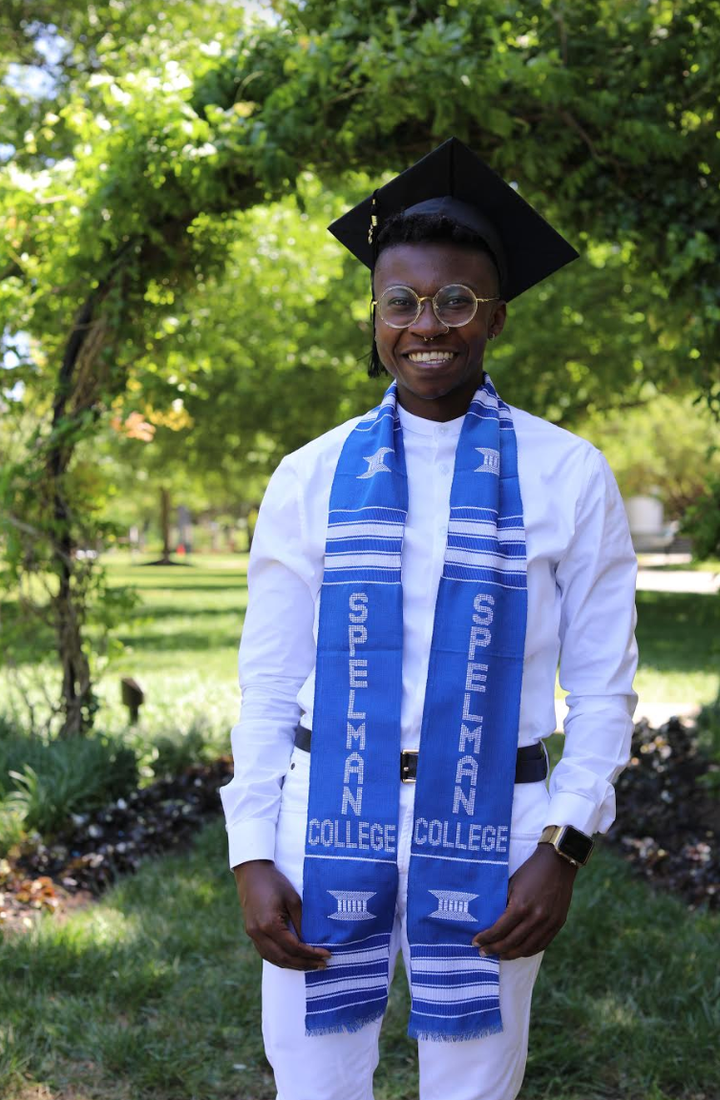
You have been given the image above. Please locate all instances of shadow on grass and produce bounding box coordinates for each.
[114,625,246,654]
[378,844,719,1100]
[522,845,719,1099]
[120,603,246,623]
[0,822,274,1100]
[1,824,717,1100]
[113,572,250,590]
[0,597,249,667]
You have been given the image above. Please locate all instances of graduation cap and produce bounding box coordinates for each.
[328,137,579,301]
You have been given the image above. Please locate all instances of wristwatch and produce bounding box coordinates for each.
[539,824,594,867]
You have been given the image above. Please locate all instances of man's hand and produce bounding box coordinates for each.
[234,860,331,971]
[472,844,578,961]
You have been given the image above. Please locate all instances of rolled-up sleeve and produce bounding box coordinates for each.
[219,457,317,869]
[546,450,638,835]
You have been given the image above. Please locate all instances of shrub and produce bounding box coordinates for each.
[681,476,720,561]
[695,690,720,766]
[1,735,138,838]
[0,801,26,852]
[0,714,21,739]
[149,717,226,779]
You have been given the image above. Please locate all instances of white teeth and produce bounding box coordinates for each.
[407,351,455,363]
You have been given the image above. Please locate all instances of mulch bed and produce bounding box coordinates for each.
[0,757,233,933]
[606,717,719,909]
[1,721,718,933]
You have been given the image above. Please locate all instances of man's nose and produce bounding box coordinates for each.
[410,298,447,337]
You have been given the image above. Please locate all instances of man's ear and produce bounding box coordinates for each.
[491,301,508,338]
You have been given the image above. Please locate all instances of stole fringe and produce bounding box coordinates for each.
[408,1017,504,1044]
[305,1003,386,1038]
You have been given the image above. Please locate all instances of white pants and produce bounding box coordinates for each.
[263,746,550,1100]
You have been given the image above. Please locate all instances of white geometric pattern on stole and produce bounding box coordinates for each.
[328,890,377,921]
[428,889,479,923]
[474,447,500,474]
[357,447,393,479]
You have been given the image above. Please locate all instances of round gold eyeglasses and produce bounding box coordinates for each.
[372,284,499,329]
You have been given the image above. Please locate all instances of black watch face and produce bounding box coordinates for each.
[560,826,593,864]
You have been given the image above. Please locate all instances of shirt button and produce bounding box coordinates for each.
[439,525,448,536]
[439,463,450,475]
[439,426,448,436]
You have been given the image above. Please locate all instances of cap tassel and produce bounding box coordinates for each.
[367,189,379,247]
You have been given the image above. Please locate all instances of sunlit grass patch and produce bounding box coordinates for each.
[2,826,716,1100]
[1,554,718,1097]
[633,590,720,706]
[0,823,272,1100]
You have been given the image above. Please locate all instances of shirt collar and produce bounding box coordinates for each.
[396,403,465,438]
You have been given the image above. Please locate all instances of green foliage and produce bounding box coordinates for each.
[93,180,383,510]
[0,734,138,838]
[2,0,720,732]
[3,0,719,413]
[695,690,720,770]
[0,802,25,854]
[148,720,227,779]
[682,476,720,560]
[579,394,720,519]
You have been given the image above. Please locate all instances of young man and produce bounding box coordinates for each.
[220,138,638,1100]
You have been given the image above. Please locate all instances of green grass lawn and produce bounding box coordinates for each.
[98,553,249,742]
[1,553,719,1098]
[633,590,720,706]
[2,554,716,743]
[3,552,718,742]
[102,555,720,717]
[0,822,716,1100]
[0,554,248,747]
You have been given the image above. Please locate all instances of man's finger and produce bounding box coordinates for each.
[498,921,555,960]
[254,932,329,971]
[277,889,331,961]
[477,917,539,958]
[472,903,527,948]
[258,944,326,971]
[500,930,551,961]
[285,894,332,957]
[286,893,304,941]
[270,923,330,961]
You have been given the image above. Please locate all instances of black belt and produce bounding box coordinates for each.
[293,724,547,784]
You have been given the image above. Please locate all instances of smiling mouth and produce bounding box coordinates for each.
[405,350,458,365]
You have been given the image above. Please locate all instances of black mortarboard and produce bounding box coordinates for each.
[328,137,579,301]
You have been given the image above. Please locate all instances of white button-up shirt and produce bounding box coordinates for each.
[220,401,638,869]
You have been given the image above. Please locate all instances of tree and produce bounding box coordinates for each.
[2,0,719,734]
[682,479,720,560]
[579,394,720,519]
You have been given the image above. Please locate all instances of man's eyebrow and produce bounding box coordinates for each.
[376,280,489,293]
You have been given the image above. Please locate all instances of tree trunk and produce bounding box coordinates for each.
[45,251,126,736]
[55,547,94,739]
[160,486,172,564]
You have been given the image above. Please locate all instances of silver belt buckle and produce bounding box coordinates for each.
[401,748,419,783]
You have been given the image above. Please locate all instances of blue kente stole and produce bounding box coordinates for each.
[301,375,527,1041]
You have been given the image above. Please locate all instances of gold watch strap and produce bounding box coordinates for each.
[539,825,565,847]
[538,824,593,867]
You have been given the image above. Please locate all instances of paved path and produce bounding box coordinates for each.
[636,568,720,595]
[553,698,699,733]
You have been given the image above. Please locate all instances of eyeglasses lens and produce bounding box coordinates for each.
[377,285,478,328]
[434,285,477,325]
[377,288,420,326]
